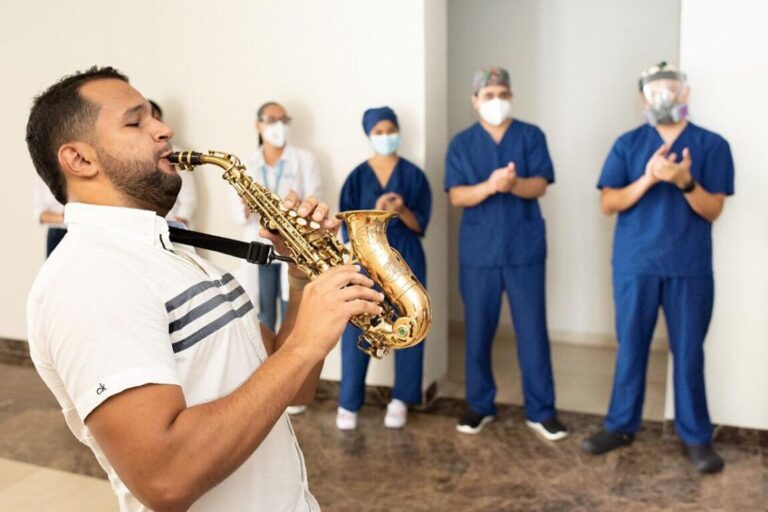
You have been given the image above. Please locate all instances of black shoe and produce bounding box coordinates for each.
[683,443,724,474]
[456,411,494,435]
[581,428,634,454]
[526,416,569,441]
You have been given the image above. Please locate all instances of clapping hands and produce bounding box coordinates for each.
[645,144,693,188]
[375,192,405,213]
[488,162,517,193]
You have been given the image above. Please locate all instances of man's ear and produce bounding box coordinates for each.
[470,94,479,111]
[58,142,99,179]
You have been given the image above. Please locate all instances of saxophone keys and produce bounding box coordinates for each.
[309,221,321,230]
[296,217,308,227]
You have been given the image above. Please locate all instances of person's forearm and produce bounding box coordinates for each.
[274,272,301,351]
[600,175,655,214]
[684,185,725,222]
[398,207,422,234]
[142,342,320,511]
[274,268,324,405]
[39,211,64,225]
[510,177,548,199]
[449,181,495,208]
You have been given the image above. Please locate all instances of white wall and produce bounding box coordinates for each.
[446,0,680,347]
[662,0,768,430]
[0,0,448,390]
[421,0,450,390]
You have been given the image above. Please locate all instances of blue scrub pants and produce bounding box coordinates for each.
[460,263,556,422]
[338,323,425,411]
[605,273,714,445]
[258,264,288,333]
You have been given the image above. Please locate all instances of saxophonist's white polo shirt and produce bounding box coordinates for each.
[27,203,319,512]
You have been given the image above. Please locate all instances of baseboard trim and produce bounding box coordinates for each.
[663,419,768,448]
[0,338,32,366]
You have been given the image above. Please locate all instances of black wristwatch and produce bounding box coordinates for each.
[679,178,697,194]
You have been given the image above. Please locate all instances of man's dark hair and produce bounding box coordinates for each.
[25,66,129,204]
[148,99,162,120]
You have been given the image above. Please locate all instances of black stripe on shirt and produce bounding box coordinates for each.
[165,273,236,313]
[171,301,254,353]
[168,285,246,334]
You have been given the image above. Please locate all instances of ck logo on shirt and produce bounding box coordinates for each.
[96,383,106,395]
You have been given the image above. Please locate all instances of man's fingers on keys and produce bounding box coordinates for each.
[297,195,319,217]
[282,190,301,209]
[346,299,384,317]
[311,201,330,222]
[338,285,384,304]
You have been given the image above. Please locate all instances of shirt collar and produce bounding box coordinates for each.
[64,203,171,247]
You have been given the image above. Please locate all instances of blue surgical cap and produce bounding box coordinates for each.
[362,106,399,135]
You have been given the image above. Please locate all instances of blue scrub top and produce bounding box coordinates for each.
[597,122,735,276]
[444,120,555,267]
[339,157,432,282]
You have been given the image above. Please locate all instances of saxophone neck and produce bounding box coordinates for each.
[168,150,243,173]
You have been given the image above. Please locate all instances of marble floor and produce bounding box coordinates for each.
[0,344,765,512]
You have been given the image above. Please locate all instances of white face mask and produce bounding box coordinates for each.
[262,122,288,148]
[478,98,512,126]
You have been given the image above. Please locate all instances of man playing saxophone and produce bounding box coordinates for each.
[25,66,383,512]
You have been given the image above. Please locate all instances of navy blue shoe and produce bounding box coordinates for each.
[581,428,634,454]
[684,443,724,474]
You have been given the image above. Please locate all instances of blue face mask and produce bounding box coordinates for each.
[370,133,400,156]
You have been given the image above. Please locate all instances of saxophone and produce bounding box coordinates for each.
[168,150,431,358]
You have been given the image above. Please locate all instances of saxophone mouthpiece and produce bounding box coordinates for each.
[168,151,204,166]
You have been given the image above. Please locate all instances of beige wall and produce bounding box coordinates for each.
[421,0,450,389]
[0,0,448,389]
[663,0,768,430]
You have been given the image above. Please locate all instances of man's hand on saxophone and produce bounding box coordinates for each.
[258,190,341,251]
[257,190,383,406]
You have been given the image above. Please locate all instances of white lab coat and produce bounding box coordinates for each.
[166,170,197,226]
[230,144,323,309]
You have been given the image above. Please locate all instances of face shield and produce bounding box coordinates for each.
[638,63,689,126]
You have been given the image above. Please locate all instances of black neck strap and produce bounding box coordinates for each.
[168,227,292,266]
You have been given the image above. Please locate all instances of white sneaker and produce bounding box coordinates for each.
[384,399,408,429]
[336,407,358,430]
[286,405,307,415]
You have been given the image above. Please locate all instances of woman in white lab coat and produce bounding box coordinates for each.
[230,101,323,333]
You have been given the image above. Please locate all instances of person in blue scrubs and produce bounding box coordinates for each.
[336,106,432,431]
[582,62,734,474]
[445,67,567,440]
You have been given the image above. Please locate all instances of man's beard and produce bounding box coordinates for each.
[97,147,182,217]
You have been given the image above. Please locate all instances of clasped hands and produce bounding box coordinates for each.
[488,162,518,193]
[375,192,405,213]
[645,144,693,189]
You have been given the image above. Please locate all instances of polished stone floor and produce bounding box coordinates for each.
[439,335,668,421]
[0,356,765,511]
